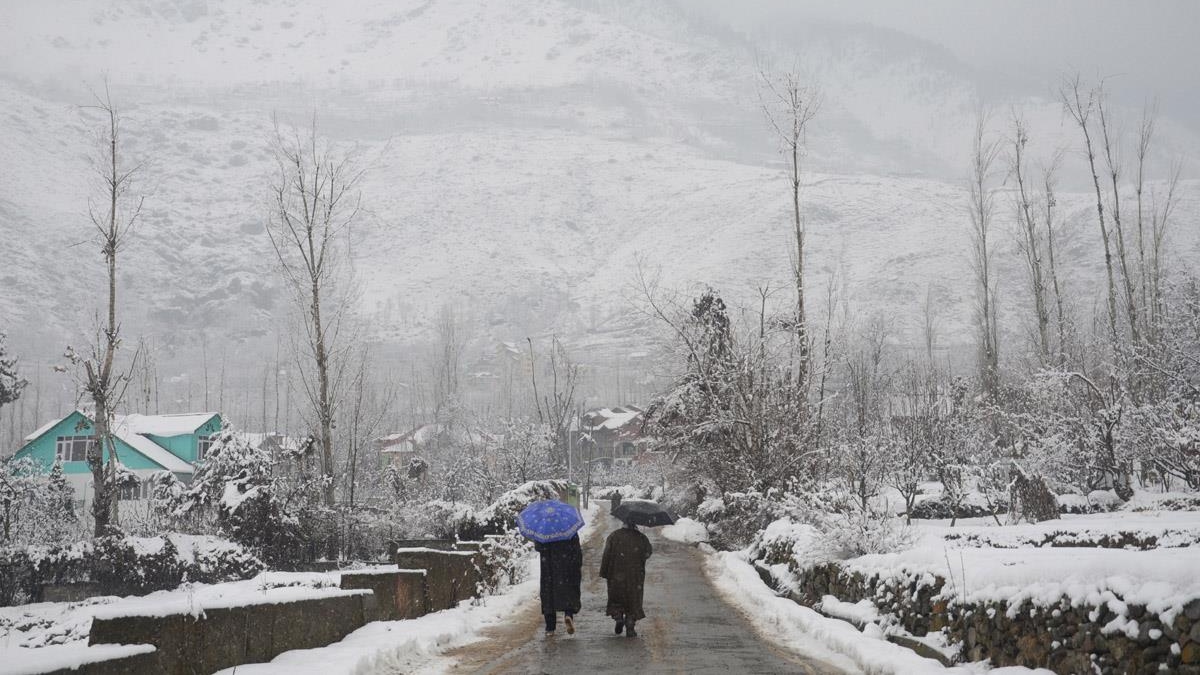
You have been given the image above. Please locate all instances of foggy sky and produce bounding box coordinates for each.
[692,0,1200,129]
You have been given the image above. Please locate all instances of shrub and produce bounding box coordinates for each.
[0,535,264,607]
[695,491,787,550]
[460,479,567,540]
[474,529,533,596]
[909,493,1008,520]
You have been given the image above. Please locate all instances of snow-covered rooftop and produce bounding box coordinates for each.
[113,412,218,437]
[580,406,644,431]
[23,417,62,442]
[109,421,195,474]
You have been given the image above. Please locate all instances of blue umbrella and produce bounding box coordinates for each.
[517,499,584,543]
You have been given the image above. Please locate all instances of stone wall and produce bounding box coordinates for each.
[393,548,482,612]
[341,569,430,621]
[88,593,370,674]
[35,546,494,675]
[771,562,1200,674]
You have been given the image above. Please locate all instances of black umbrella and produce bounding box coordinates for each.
[611,499,677,527]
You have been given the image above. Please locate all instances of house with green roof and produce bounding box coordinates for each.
[10,411,222,502]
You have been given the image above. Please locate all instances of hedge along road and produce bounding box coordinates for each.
[436,505,850,675]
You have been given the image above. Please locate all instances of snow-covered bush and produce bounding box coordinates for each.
[0,534,264,606]
[1,457,80,547]
[460,479,567,540]
[474,529,532,596]
[748,505,913,576]
[908,492,1008,520]
[387,499,476,540]
[695,491,787,550]
[1008,466,1059,523]
[151,423,344,565]
[746,517,822,572]
[487,422,561,491]
[812,504,915,559]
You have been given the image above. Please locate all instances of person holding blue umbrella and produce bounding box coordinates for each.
[517,500,584,635]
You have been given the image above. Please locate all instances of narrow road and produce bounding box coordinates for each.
[441,506,847,674]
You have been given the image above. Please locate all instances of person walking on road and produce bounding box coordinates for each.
[535,534,583,635]
[599,521,652,637]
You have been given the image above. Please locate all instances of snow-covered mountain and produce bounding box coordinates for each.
[1,0,1198,375]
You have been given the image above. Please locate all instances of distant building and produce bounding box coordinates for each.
[9,411,222,501]
[237,432,303,459]
[375,423,447,470]
[575,405,651,465]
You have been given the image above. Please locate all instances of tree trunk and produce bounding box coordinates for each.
[311,278,335,507]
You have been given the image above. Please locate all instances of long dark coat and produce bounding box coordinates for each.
[534,535,582,615]
[599,526,652,621]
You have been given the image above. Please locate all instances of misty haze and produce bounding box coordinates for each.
[1,2,1199,674]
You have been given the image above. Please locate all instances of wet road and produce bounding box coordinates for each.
[442,509,847,675]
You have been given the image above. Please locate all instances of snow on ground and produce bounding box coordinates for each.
[703,549,1053,675]
[660,517,708,544]
[820,508,1200,629]
[6,643,157,675]
[212,565,542,675]
[0,571,346,656]
[216,502,603,675]
[844,539,1200,628]
[918,506,1200,549]
[817,596,881,627]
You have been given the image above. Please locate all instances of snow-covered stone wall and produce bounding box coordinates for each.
[779,562,1200,674]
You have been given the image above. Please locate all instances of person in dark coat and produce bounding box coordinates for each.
[534,534,583,635]
[599,521,652,637]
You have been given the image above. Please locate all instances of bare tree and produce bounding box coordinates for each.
[921,285,942,365]
[266,117,363,507]
[434,304,463,417]
[1061,74,1121,346]
[1132,104,1181,346]
[341,345,395,557]
[1040,151,1071,365]
[527,336,579,468]
[67,84,145,535]
[967,113,1001,397]
[1095,89,1143,348]
[1008,113,1051,363]
[759,66,821,389]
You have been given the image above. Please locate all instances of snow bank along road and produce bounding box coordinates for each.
[437,512,849,674]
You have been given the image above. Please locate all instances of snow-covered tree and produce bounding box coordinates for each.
[490,421,560,490]
[0,457,41,544]
[644,285,816,493]
[157,425,272,526]
[0,332,27,413]
[45,460,77,542]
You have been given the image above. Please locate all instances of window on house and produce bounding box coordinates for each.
[55,436,96,462]
[621,442,635,456]
[119,481,150,501]
[197,435,215,461]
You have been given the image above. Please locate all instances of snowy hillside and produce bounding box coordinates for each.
[1,0,1198,369]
